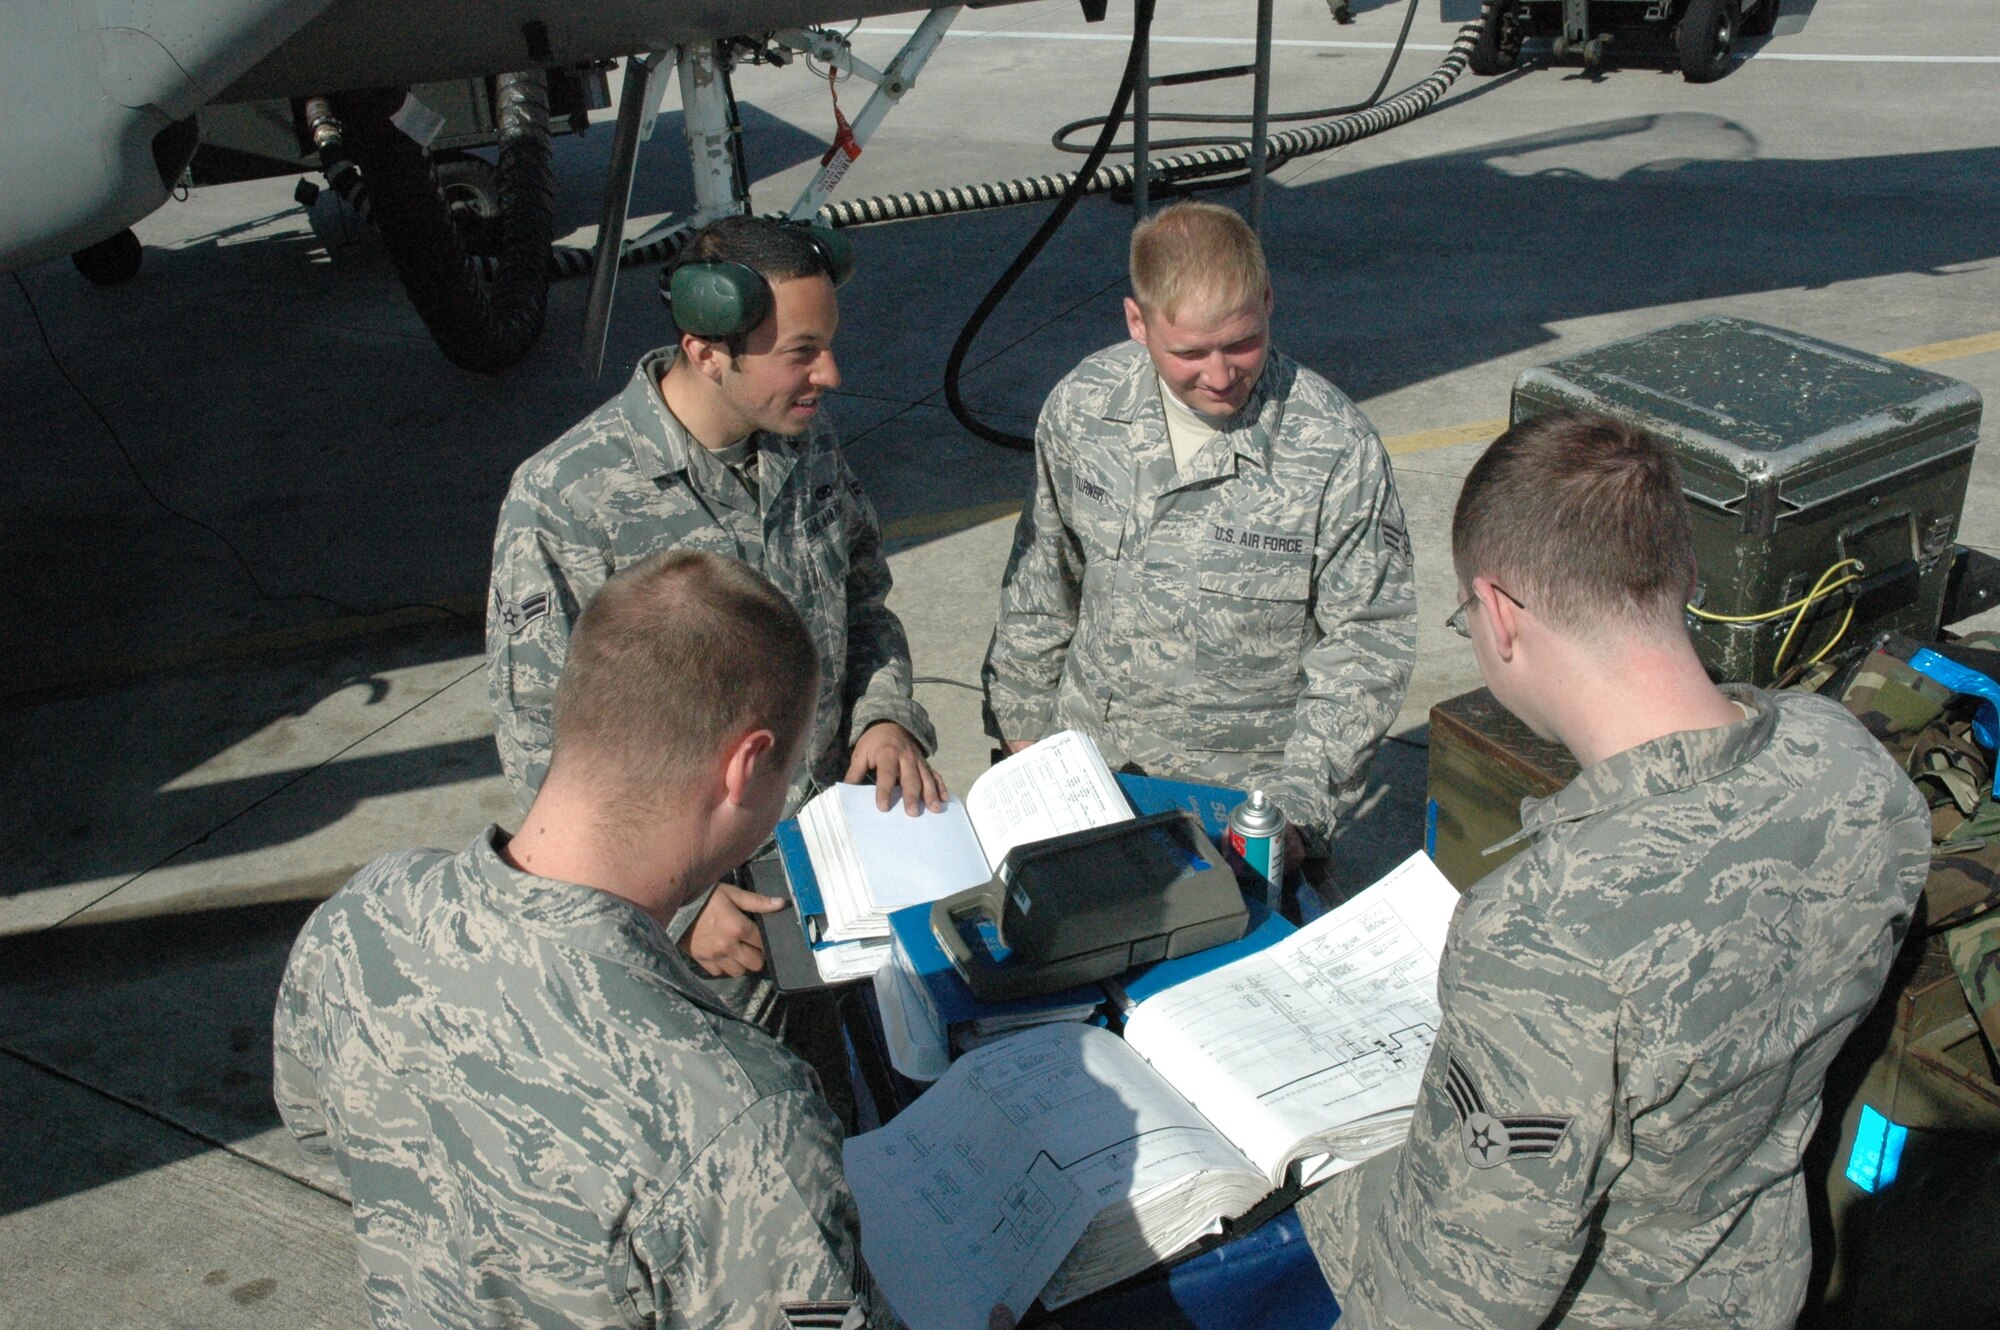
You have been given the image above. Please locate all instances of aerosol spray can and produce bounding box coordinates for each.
[1226,789,1289,909]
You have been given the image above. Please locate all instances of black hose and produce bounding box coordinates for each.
[1049,0,1425,164]
[817,12,1481,232]
[935,2,1487,448]
[315,74,554,373]
[509,0,1464,284]
[937,0,1158,450]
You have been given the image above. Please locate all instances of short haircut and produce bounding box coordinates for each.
[674,214,828,285]
[1452,410,1697,637]
[669,216,832,354]
[549,551,819,809]
[1129,201,1271,322]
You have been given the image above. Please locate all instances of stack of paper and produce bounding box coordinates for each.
[873,907,1108,1080]
[793,731,1135,950]
[796,785,994,943]
[809,933,893,983]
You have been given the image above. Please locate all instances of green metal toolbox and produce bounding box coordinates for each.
[1512,319,1984,685]
[1425,687,1579,892]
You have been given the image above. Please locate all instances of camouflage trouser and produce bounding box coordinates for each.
[1947,913,2000,1054]
[1837,634,2000,1067]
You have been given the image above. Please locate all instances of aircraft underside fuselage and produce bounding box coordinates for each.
[0,0,991,272]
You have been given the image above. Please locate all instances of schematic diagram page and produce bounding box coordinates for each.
[845,853,1460,1323]
[1122,851,1460,1184]
[844,1022,1268,1326]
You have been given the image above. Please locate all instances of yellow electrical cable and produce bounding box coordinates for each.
[1803,602,1857,669]
[1684,558,1865,624]
[1773,559,1865,676]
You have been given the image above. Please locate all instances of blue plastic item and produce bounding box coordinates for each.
[1844,1103,1909,1193]
[1118,771,1248,839]
[1906,648,2000,794]
[1052,1209,1340,1329]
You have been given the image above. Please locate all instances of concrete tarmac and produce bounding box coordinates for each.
[3,0,1997,1323]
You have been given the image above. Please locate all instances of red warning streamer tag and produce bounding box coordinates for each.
[820,69,862,169]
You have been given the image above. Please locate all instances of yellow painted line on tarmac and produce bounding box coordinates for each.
[1881,330,2000,366]
[1383,417,1511,457]
[25,329,1996,704]
[882,499,1024,543]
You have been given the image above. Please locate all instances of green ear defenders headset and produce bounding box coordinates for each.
[660,222,856,340]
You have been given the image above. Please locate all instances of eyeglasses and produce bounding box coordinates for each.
[1444,583,1525,638]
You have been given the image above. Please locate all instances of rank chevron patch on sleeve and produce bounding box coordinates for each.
[1444,1054,1573,1170]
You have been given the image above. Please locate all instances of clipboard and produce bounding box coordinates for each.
[744,856,844,993]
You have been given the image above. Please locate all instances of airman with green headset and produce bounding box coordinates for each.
[486,216,944,1113]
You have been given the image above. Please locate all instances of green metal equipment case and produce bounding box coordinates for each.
[1512,319,1984,685]
[1425,688,1577,893]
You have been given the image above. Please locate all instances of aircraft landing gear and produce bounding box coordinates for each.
[1678,0,1739,82]
[309,74,555,374]
[434,152,504,258]
[71,228,142,285]
[1469,0,1524,75]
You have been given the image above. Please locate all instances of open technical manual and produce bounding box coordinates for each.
[796,729,1131,943]
[843,851,1459,1329]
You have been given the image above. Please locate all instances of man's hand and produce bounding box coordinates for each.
[1003,739,1035,756]
[679,883,785,977]
[846,721,948,814]
[1284,824,1307,872]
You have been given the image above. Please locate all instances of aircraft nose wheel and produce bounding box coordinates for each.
[1677,0,1739,82]
[71,228,143,285]
[434,152,505,258]
[1469,1,1524,75]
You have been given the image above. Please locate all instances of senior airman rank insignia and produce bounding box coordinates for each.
[1445,1054,1571,1169]
[495,590,549,635]
[780,1300,862,1329]
[1381,518,1412,568]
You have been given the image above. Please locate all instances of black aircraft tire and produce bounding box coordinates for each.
[1469,0,1519,75]
[1678,0,1739,83]
[71,228,143,285]
[326,77,553,373]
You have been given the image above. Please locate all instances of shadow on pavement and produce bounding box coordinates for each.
[0,898,326,1217]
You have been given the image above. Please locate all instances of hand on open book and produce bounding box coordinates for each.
[847,721,949,814]
[679,883,781,977]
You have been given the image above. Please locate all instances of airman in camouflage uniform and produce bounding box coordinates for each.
[274,831,887,1330]
[489,218,939,1047]
[278,552,893,1329]
[488,345,933,814]
[982,203,1415,861]
[1301,412,1931,1329]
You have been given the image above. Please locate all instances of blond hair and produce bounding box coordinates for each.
[1129,201,1271,321]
